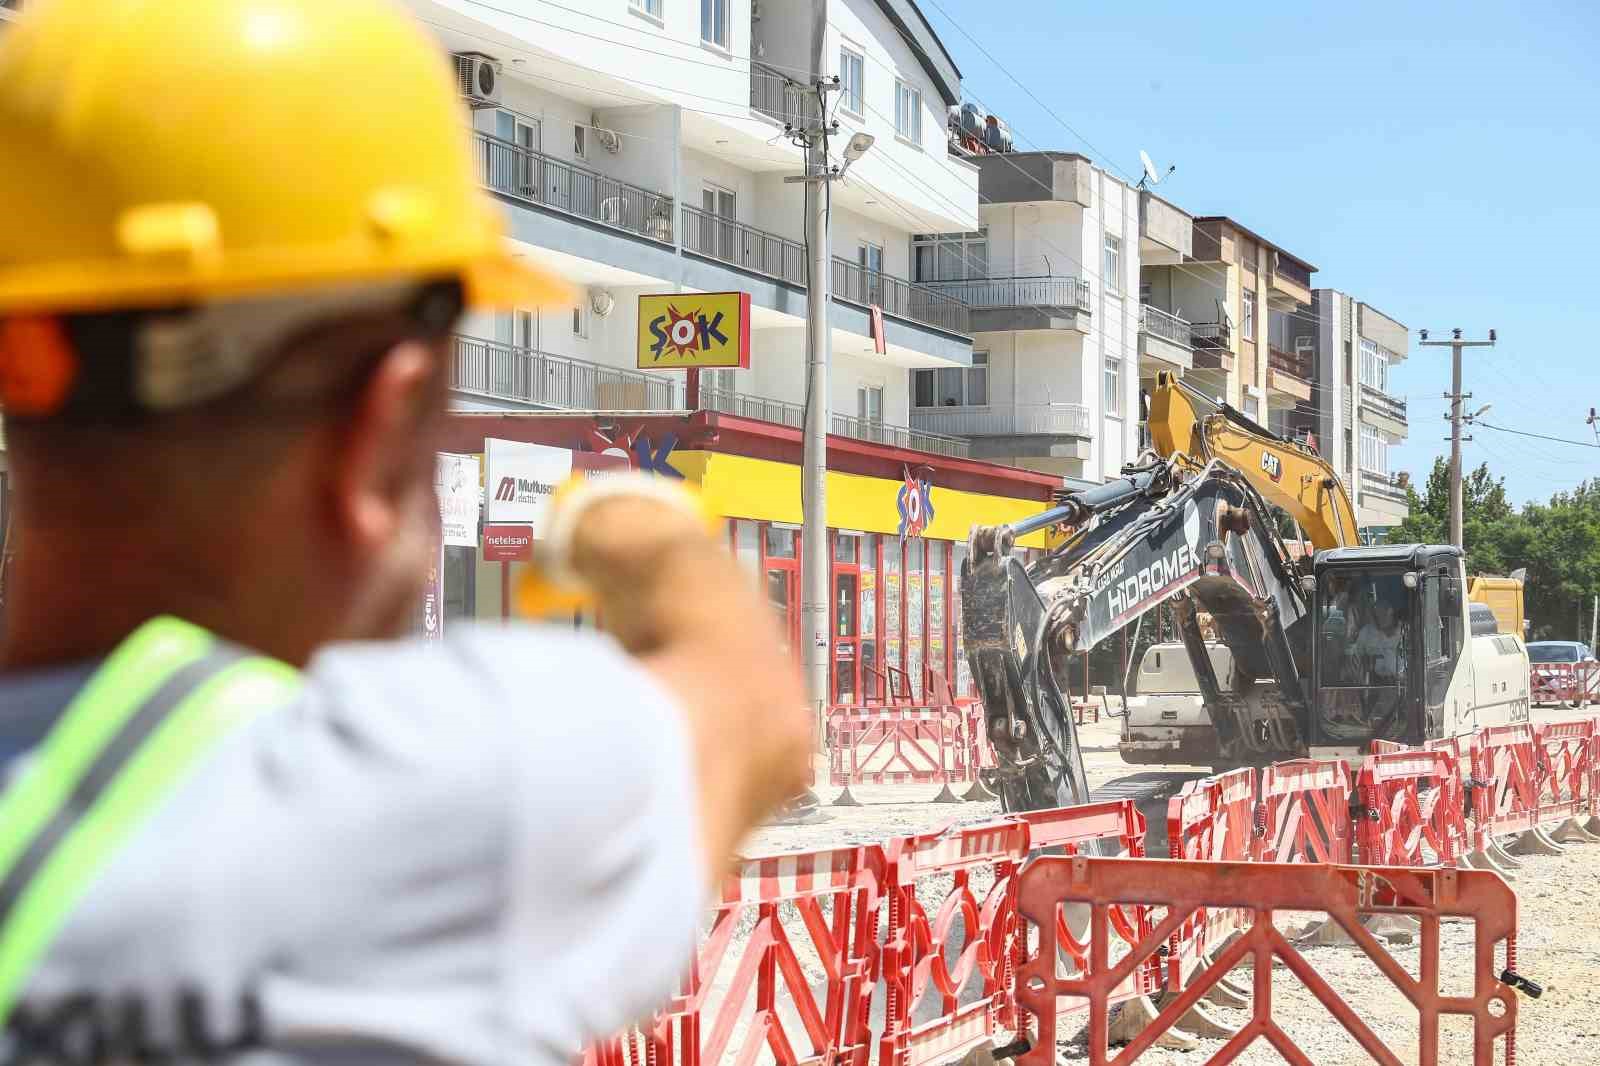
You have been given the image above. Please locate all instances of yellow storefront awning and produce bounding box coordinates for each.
[667,451,1051,548]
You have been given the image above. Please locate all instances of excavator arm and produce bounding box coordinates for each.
[962,457,1316,813]
[1148,371,1359,550]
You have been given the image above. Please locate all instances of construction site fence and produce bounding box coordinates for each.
[1529,659,1600,706]
[579,799,1151,1066]
[825,702,998,803]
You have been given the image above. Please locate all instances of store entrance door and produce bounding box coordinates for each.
[765,566,799,662]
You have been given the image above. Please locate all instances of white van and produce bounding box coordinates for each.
[1119,642,1234,768]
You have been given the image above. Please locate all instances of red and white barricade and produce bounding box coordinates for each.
[1533,718,1596,825]
[1355,748,1467,867]
[1165,768,1254,989]
[1254,758,1354,864]
[1529,661,1597,706]
[827,705,970,790]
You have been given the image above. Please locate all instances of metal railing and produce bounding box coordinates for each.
[1361,469,1410,502]
[1273,255,1313,290]
[922,275,1091,313]
[1360,382,1409,424]
[680,204,806,286]
[1268,346,1312,380]
[750,60,812,127]
[451,335,680,410]
[831,257,970,335]
[475,132,674,244]
[909,402,1092,438]
[1189,321,1231,349]
[701,385,971,457]
[1139,303,1192,347]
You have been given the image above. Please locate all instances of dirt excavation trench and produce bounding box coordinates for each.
[743,711,1600,1066]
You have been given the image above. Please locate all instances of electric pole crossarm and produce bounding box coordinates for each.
[1419,328,1496,549]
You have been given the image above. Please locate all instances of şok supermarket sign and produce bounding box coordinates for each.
[636,291,751,370]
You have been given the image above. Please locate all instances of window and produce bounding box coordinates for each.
[571,304,587,338]
[629,0,662,17]
[572,123,586,159]
[912,229,987,283]
[1359,337,1392,391]
[700,0,728,48]
[913,351,987,408]
[839,47,864,117]
[857,385,883,424]
[765,525,797,558]
[1103,358,1121,415]
[858,241,885,305]
[1360,425,1389,475]
[700,184,736,259]
[1242,289,1257,341]
[1103,234,1122,294]
[1243,395,1260,422]
[894,79,922,144]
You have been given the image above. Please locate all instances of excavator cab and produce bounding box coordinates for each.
[1309,544,1465,752]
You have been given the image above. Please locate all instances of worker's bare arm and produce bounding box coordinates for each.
[567,496,811,886]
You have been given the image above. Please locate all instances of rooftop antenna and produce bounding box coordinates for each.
[1136,149,1176,190]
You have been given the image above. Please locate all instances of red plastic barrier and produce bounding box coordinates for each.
[1255,758,1354,863]
[1533,718,1596,825]
[1165,767,1254,988]
[1530,661,1597,706]
[1011,859,1521,1066]
[1355,749,1466,867]
[1468,723,1541,844]
[827,706,970,789]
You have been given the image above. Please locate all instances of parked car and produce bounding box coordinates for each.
[1526,641,1598,707]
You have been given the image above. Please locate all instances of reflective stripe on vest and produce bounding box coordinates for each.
[0,617,300,1023]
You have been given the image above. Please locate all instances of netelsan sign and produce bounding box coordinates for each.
[482,523,534,563]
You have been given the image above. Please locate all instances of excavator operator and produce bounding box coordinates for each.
[0,1,810,1062]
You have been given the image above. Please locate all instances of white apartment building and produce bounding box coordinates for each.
[1296,290,1412,537]
[907,152,1191,484]
[408,0,980,450]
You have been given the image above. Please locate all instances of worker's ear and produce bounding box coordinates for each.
[330,339,440,552]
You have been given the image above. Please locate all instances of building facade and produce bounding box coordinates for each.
[409,0,981,457]
[906,152,1187,485]
[1299,290,1412,537]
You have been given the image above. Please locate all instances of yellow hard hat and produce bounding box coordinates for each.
[0,0,564,316]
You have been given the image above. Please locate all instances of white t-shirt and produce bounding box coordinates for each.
[0,625,704,1066]
[1354,623,1405,678]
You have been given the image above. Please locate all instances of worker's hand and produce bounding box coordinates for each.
[562,483,812,881]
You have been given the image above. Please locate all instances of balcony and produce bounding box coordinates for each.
[476,132,673,245]
[1266,347,1313,406]
[1268,253,1314,308]
[1138,304,1193,374]
[832,258,970,335]
[1360,382,1410,437]
[1361,469,1411,504]
[702,387,971,458]
[1188,321,1234,372]
[749,61,811,128]
[680,204,806,286]
[910,402,1092,461]
[920,275,1089,334]
[451,335,680,411]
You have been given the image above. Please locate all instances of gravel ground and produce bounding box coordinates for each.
[737,705,1600,1066]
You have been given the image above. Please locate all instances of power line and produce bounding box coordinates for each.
[1475,422,1600,450]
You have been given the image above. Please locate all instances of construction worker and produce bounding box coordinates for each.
[0,0,810,1062]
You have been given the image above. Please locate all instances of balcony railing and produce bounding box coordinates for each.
[1268,346,1312,380]
[680,204,806,286]
[910,402,1092,439]
[923,275,1091,314]
[1360,382,1409,424]
[1273,255,1313,290]
[1361,469,1410,503]
[701,386,970,458]
[750,60,811,127]
[832,257,970,335]
[452,335,680,411]
[1189,321,1231,349]
[1139,304,1192,347]
[475,132,674,244]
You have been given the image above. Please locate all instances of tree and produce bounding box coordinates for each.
[1386,459,1519,574]
[1516,481,1600,640]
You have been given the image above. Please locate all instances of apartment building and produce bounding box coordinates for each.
[1142,216,1317,437]
[1296,290,1412,537]
[411,0,980,452]
[906,152,1191,484]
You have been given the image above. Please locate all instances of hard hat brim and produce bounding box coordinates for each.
[464,251,574,311]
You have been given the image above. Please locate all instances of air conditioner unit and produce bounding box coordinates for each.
[454,52,502,108]
[592,123,622,155]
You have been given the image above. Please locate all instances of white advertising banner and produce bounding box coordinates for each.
[484,438,573,534]
[434,452,481,548]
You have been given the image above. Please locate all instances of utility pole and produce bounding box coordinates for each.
[786,9,875,734]
[1587,407,1599,447]
[1419,327,1495,549]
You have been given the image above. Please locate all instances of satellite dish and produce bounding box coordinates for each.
[1140,149,1161,186]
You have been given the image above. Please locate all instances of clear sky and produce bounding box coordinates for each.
[917,0,1600,506]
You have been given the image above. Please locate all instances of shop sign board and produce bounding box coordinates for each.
[483,523,535,563]
[434,452,480,548]
[484,438,573,532]
[636,292,751,369]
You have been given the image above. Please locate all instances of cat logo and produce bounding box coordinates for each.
[1260,451,1283,482]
